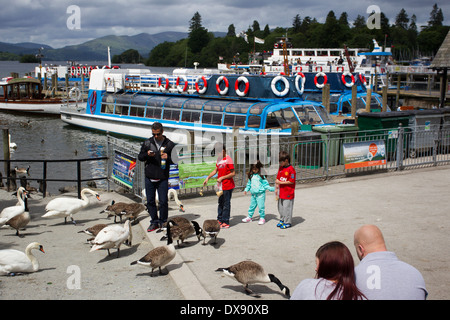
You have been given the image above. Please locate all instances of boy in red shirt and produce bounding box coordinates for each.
[203,143,235,228]
[276,151,296,229]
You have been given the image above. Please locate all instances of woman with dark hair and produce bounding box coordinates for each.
[291,241,366,300]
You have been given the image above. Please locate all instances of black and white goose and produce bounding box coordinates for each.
[216,260,291,298]
[78,223,108,242]
[130,220,177,276]
[199,219,221,245]
[169,220,201,247]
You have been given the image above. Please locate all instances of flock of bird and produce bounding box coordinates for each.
[0,186,291,298]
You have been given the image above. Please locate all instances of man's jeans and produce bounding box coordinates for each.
[145,177,168,226]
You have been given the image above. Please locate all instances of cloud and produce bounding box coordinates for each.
[0,0,447,48]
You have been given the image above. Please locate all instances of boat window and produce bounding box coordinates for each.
[101,95,115,114]
[224,114,246,127]
[292,50,302,56]
[265,107,299,129]
[341,101,351,114]
[203,100,228,112]
[247,116,261,128]
[145,106,162,119]
[330,102,338,114]
[330,51,341,57]
[202,112,223,125]
[181,110,201,122]
[226,102,252,114]
[317,50,328,56]
[304,50,315,56]
[183,99,204,110]
[164,98,186,109]
[355,97,366,111]
[31,84,40,98]
[0,86,4,98]
[7,84,19,99]
[115,104,129,116]
[294,105,331,125]
[129,106,145,117]
[163,108,181,121]
[19,83,28,99]
[249,102,269,115]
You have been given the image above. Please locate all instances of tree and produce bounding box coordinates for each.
[252,20,260,33]
[428,3,444,27]
[188,12,210,54]
[112,49,142,64]
[395,8,409,29]
[227,24,236,37]
[292,14,302,33]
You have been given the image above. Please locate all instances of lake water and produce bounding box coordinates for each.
[0,61,174,194]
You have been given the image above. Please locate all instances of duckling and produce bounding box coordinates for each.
[130,220,177,276]
[169,220,201,247]
[215,260,291,298]
[78,223,108,242]
[199,219,221,245]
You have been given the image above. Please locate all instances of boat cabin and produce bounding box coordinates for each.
[0,78,42,101]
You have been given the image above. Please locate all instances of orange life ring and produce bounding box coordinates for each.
[195,76,208,94]
[216,76,229,95]
[314,72,327,89]
[158,76,169,91]
[176,76,188,93]
[341,72,355,88]
[235,76,249,97]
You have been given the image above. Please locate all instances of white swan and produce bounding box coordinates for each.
[0,187,28,229]
[142,188,185,212]
[42,188,101,225]
[0,242,45,276]
[90,219,132,258]
[9,134,17,151]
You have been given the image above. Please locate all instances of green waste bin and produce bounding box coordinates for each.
[295,131,323,169]
[312,125,345,167]
[439,107,450,154]
[407,109,443,158]
[357,111,410,159]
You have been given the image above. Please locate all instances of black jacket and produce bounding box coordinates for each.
[138,136,175,180]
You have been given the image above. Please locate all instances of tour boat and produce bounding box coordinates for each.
[0,77,81,114]
[60,68,340,145]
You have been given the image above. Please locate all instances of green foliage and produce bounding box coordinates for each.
[0,52,20,61]
[19,54,39,63]
[112,49,142,63]
[145,5,447,67]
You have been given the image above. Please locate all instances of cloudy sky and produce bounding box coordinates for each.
[0,0,448,48]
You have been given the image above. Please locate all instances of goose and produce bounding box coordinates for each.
[169,220,202,247]
[130,220,176,276]
[90,219,132,258]
[199,219,221,245]
[14,165,30,176]
[215,260,291,298]
[100,200,129,223]
[78,223,108,242]
[0,242,45,276]
[120,203,146,224]
[42,188,101,225]
[160,216,190,231]
[0,187,29,237]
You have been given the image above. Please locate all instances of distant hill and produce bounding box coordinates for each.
[0,31,227,61]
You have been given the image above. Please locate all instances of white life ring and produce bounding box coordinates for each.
[69,87,82,101]
[341,72,355,88]
[271,76,290,97]
[216,76,229,95]
[195,76,208,94]
[314,72,327,89]
[359,73,367,87]
[235,76,250,97]
[158,76,169,91]
[176,76,188,93]
[294,72,306,95]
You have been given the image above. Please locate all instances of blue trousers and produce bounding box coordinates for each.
[217,189,233,224]
[248,192,266,219]
[145,177,168,226]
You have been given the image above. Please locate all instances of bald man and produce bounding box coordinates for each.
[353,225,428,300]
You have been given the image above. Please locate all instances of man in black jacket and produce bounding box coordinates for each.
[138,122,176,232]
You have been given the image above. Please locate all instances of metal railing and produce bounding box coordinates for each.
[105,126,450,199]
[0,157,108,198]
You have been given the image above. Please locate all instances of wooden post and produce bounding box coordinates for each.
[382,85,388,112]
[365,88,372,112]
[322,83,330,114]
[351,85,357,119]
